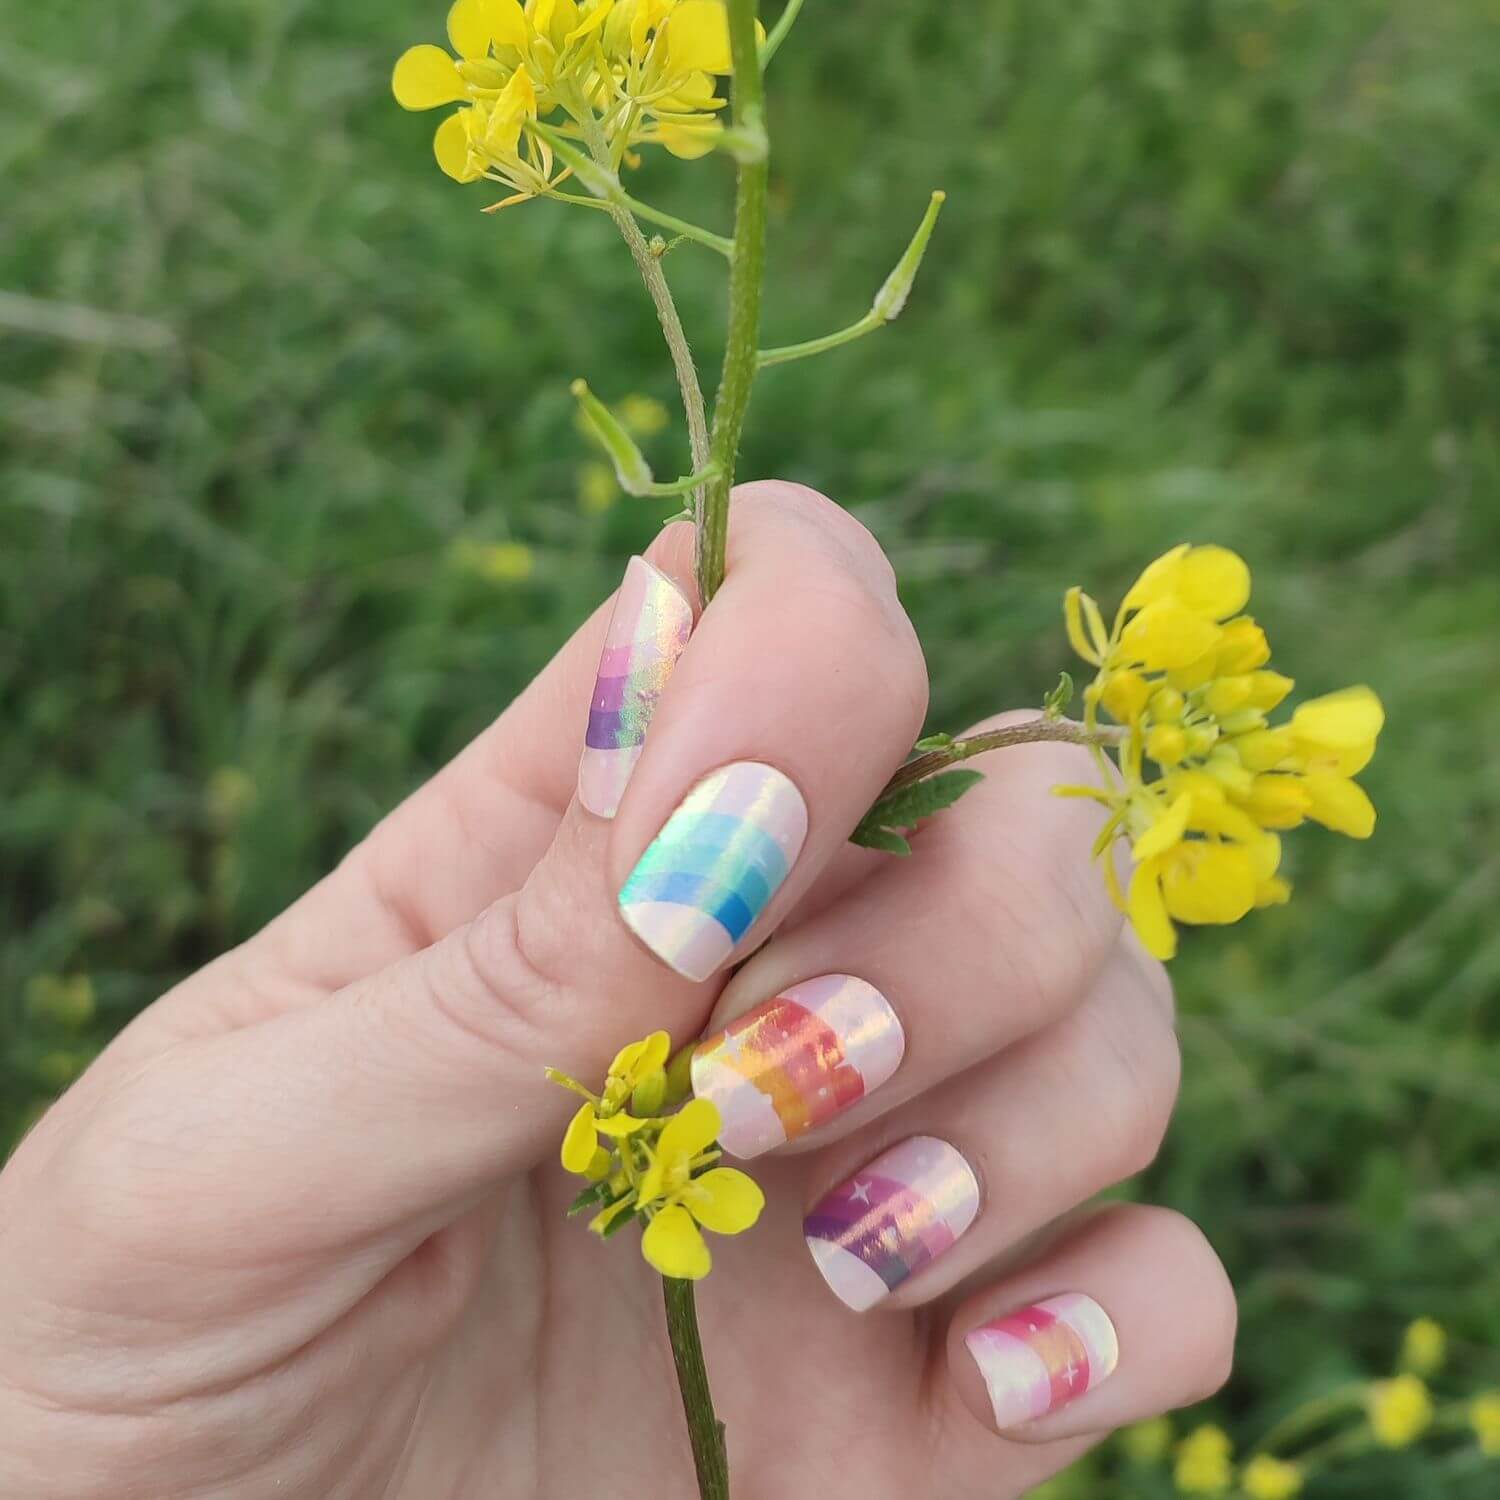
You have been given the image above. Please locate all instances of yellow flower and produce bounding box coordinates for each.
[449,537,537,582]
[1400,1317,1447,1376]
[1470,1392,1500,1456]
[553,1029,671,1173]
[1119,1415,1174,1462]
[1241,1455,1303,1500]
[1368,1374,1434,1448]
[1173,1424,1234,1494]
[577,460,620,513]
[636,1097,764,1278]
[1062,545,1384,959]
[393,0,745,192]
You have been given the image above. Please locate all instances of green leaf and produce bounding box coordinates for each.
[850,824,912,856]
[913,731,954,751]
[566,1183,607,1216]
[849,769,984,856]
[1044,672,1075,719]
[600,1204,641,1238]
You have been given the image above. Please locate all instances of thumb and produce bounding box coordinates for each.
[119,485,926,1253]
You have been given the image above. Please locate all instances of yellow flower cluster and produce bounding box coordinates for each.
[1240,1455,1304,1500]
[1368,1373,1434,1448]
[1064,544,1384,960]
[549,1031,764,1279]
[393,0,744,199]
[1173,1423,1234,1493]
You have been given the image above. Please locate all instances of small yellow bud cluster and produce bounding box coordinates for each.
[1063,544,1384,959]
[1173,1424,1234,1494]
[547,1030,763,1279]
[393,0,747,199]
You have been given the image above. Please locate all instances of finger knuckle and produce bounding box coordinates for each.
[1097,1006,1182,1181]
[1132,1207,1239,1399]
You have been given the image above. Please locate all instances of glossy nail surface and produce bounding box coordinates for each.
[965,1294,1119,1429]
[692,976,904,1159]
[803,1136,979,1311]
[578,557,693,819]
[618,762,808,981]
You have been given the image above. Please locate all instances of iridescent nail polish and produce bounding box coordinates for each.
[803,1136,979,1311]
[619,762,808,981]
[578,557,693,819]
[692,976,905,1159]
[965,1294,1119,1428]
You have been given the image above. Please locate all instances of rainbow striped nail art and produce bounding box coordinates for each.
[965,1294,1119,1429]
[577,557,694,819]
[618,762,808,981]
[804,1136,979,1311]
[692,976,904,1160]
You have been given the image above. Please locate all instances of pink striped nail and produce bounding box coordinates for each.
[965,1294,1119,1429]
[578,557,693,819]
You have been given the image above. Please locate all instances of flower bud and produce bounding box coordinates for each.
[1146,724,1188,767]
[1148,686,1186,722]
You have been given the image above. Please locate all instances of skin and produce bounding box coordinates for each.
[0,484,1235,1499]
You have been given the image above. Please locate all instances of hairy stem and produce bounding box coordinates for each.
[662,1276,730,1500]
[577,113,713,510]
[698,0,769,605]
[876,717,1128,801]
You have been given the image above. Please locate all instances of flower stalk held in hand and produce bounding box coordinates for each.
[393,5,1386,1496]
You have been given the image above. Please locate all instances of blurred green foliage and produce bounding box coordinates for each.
[2,0,1497,1492]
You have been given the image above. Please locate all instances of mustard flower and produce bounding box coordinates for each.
[1469,1392,1500,1456]
[1241,1455,1303,1500]
[1173,1423,1234,1494]
[551,1028,671,1175]
[1400,1316,1447,1376]
[1063,544,1384,959]
[392,0,747,199]
[636,1097,764,1279]
[1368,1374,1434,1448]
[1119,1415,1174,1463]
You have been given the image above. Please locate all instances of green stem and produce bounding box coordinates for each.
[758,309,883,367]
[662,1276,730,1500]
[612,190,734,257]
[760,0,806,65]
[698,0,769,605]
[576,114,713,504]
[876,717,1128,802]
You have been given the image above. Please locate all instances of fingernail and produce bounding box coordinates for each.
[965,1294,1119,1429]
[619,762,808,981]
[692,976,905,1159]
[803,1136,979,1311]
[578,557,694,819]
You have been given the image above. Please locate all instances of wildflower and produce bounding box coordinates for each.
[1062,545,1384,959]
[450,537,537,582]
[1400,1317,1447,1376]
[1368,1374,1434,1448]
[1119,1415,1174,1462]
[1241,1455,1303,1500]
[636,1096,764,1278]
[577,460,620,513]
[392,0,748,199]
[550,1029,672,1174]
[1470,1392,1500,1456]
[24,974,96,1030]
[1173,1424,1233,1494]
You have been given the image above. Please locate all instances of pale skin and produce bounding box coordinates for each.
[0,485,1235,1498]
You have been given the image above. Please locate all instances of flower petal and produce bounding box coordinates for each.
[561,1101,599,1172]
[449,0,493,57]
[1133,791,1191,863]
[1121,544,1191,613]
[394,44,467,110]
[642,1204,712,1279]
[593,1111,652,1137]
[434,110,481,180]
[1160,843,1257,926]
[1118,600,1221,672]
[667,0,732,73]
[1291,686,1385,750]
[656,119,723,158]
[609,1027,671,1084]
[488,0,531,47]
[1128,860,1177,960]
[1302,772,1376,839]
[658,1095,721,1159]
[1173,546,1251,620]
[688,1168,765,1234]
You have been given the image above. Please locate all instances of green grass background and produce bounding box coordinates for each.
[3,0,1498,1492]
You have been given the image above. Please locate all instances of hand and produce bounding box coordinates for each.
[0,484,1233,1499]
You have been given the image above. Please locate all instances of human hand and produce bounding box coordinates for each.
[0,484,1233,1499]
